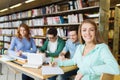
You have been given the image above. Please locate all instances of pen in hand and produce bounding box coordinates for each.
[49,57,56,67]
[51,57,54,63]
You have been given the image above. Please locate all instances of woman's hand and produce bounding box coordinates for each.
[75,72,83,80]
[49,57,57,67]
[58,53,65,60]
[49,61,57,67]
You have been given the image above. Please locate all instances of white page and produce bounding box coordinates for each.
[22,54,43,68]
[41,66,64,75]
[27,54,43,65]
[0,55,16,61]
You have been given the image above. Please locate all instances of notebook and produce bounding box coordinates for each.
[22,54,43,68]
[41,66,64,75]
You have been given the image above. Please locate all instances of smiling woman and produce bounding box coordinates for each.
[57,19,119,80]
[8,23,37,80]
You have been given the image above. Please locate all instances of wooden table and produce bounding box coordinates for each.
[114,75,120,80]
[101,73,120,80]
[0,60,77,80]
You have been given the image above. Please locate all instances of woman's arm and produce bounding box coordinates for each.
[57,45,81,66]
[8,37,17,56]
[25,38,37,53]
[78,44,119,75]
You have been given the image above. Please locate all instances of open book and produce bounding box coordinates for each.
[0,55,16,61]
[22,54,43,68]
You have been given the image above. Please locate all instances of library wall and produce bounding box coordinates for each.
[0,0,99,50]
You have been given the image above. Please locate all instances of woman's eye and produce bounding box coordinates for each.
[82,29,86,32]
[90,29,95,31]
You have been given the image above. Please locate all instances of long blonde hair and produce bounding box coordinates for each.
[17,23,31,41]
[78,19,104,44]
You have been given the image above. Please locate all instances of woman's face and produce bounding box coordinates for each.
[81,23,95,44]
[20,27,27,37]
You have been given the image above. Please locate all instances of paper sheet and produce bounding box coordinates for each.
[41,66,64,75]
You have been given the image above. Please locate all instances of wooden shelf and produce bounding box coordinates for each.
[0,34,15,37]
[0,27,18,29]
[32,36,67,40]
[0,6,99,23]
[0,23,80,29]
[0,40,10,43]
[32,36,46,39]
[28,23,81,28]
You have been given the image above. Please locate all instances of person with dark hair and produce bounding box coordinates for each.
[48,26,80,80]
[39,27,65,57]
[56,19,119,80]
[59,26,79,59]
[8,23,37,80]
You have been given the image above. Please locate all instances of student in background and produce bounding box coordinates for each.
[57,19,119,80]
[8,23,37,80]
[39,27,65,57]
[59,26,79,59]
[48,27,79,80]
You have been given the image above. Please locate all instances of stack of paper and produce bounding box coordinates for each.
[22,54,43,68]
[0,55,16,61]
[41,66,64,75]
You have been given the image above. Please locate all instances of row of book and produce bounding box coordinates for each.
[0,21,22,28]
[0,29,16,35]
[34,39,44,47]
[0,27,68,38]
[0,0,99,22]
[0,14,84,27]
[0,36,11,42]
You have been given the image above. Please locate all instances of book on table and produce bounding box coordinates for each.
[22,53,44,68]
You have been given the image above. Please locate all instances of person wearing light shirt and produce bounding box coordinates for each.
[39,27,65,57]
[49,27,80,80]
[58,19,119,80]
[59,26,80,59]
[8,23,37,80]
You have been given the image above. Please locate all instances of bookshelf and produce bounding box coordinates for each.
[0,0,110,53]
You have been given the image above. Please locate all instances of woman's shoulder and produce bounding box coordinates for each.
[12,37,19,40]
[76,44,84,49]
[96,43,108,49]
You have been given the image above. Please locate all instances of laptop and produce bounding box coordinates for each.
[22,53,43,68]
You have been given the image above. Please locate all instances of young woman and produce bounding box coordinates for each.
[8,23,37,58]
[8,23,37,80]
[57,19,119,80]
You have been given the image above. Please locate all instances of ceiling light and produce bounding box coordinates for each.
[10,3,22,9]
[116,4,120,7]
[25,0,35,3]
[0,8,8,12]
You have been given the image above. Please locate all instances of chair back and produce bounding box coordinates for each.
[100,73,114,80]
